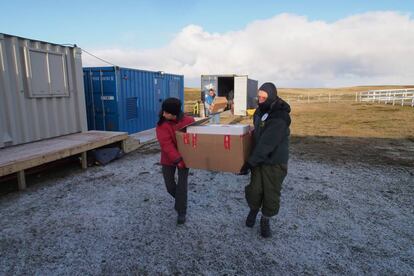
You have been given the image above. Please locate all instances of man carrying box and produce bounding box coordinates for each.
[204,88,216,117]
[240,82,291,238]
[205,88,223,124]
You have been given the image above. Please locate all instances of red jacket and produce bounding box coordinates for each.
[156,115,195,166]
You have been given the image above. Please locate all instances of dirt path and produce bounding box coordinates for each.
[1,141,413,275]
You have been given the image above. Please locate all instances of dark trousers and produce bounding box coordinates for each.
[245,164,287,217]
[161,165,189,215]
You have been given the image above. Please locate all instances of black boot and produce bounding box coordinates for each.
[177,213,186,225]
[260,216,271,238]
[245,209,259,227]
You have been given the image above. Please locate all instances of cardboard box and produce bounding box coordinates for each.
[210,96,228,113]
[176,124,252,173]
[187,124,250,135]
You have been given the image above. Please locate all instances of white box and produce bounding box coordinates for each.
[186,124,250,135]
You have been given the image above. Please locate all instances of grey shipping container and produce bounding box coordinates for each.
[0,33,87,148]
[201,74,258,115]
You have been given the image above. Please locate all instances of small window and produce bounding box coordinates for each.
[29,51,49,96]
[48,53,66,95]
[27,48,69,97]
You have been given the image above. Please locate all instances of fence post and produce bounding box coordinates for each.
[402,91,405,106]
[307,92,310,103]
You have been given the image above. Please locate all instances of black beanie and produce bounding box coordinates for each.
[259,82,278,102]
[162,97,181,116]
[258,82,278,112]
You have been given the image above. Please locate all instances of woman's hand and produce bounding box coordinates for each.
[177,160,186,169]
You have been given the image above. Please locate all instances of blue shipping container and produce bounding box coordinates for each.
[83,66,184,134]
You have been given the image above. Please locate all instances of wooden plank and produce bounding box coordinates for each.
[121,139,128,153]
[81,152,87,169]
[122,136,141,153]
[0,131,128,177]
[17,170,26,190]
[129,128,156,144]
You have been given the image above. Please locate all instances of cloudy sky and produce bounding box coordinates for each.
[2,0,414,87]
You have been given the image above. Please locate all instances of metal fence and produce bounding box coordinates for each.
[284,93,356,104]
[185,89,414,107]
[357,89,414,107]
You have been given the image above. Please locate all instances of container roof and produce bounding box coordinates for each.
[0,33,77,48]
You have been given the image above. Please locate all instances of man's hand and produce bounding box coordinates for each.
[238,162,251,175]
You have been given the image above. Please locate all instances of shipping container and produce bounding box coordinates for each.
[0,33,87,148]
[201,74,258,116]
[83,66,184,134]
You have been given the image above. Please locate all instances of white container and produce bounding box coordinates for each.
[201,74,258,116]
[187,124,250,135]
[0,33,87,148]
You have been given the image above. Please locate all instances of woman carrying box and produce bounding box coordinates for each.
[156,98,195,225]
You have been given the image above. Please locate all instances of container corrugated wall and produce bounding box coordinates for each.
[0,33,87,148]
[83,66,184,134]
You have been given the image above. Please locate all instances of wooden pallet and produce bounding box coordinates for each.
[0,131,128,190]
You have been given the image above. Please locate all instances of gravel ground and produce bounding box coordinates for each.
[0,143,413,275]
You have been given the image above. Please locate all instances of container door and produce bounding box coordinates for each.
[247,79,258,109]
[169,79,180,99]
[119,68,141,134]
[234,76,248,116]
[154,77,166,116]
[90,70,118,131]
[83,70,95,130]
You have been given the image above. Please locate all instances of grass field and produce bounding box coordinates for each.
[185,86,414,138]
[290,102,414,138]
[185,86,414,167]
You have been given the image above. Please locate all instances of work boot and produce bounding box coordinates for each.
[260,216,271,238]
[245,209,259,227]
[177,213,186,225]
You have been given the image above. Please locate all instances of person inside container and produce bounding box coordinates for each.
[156,98,195,225]
[204,88,216,117]
[205,88,220,124]
[239,82,291,238]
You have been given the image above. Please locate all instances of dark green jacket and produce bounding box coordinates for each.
[248,98,291,167]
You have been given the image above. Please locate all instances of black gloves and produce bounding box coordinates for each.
[239,162,252,175]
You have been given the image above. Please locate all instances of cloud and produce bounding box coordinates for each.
[82,11,414,87]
